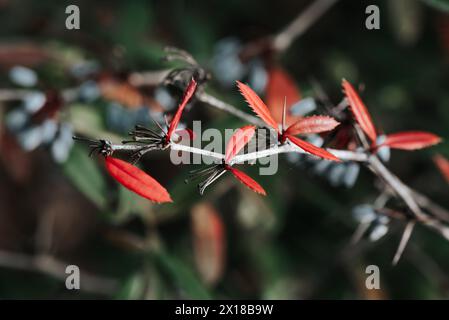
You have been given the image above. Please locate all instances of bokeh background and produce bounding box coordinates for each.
[0,0,449,299]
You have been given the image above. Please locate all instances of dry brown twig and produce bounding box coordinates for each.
[0,250,118,295]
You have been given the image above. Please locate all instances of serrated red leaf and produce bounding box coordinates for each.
[434,154,449,184]
[236,81,279,131]
[285,115,340,136]
[342,79,377,142]
[225,125,256,163]
[105,156,172,203]
[166,78,197,142]
[227,166,266,195]
[287,134,340,162]
[265,67,302,126]
[382,131,441,150]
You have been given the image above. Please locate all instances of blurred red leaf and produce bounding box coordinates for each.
[224,125,256,163]
[0,131,33,184]
[0,43,49,67]
[237,81,279,131]
[286,115,340,136]
[437,15,449,61]
[287,134,340,161]
[191,202,226,286]
[31,90,62,123]
[105,156,172,203]
[265,66,302,126]
[382,131,441,150]
[99,78,145,108]
[434,154,449,184]
[342,79,377,142]
[166,78,197,142]
[227,166,266,195]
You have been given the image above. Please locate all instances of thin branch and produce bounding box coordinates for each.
[411,189,449,223]
[0,89,37,101]
[351,222,371,245]
[170,143,224,160]
[272,0,340,53]
[128,69,170,87]
[392,221,415,265]
[111,141,366,164]
[368,155,426,220]
[0,250,118,295]
[196,91,265,127]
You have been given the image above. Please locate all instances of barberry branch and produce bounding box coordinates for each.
[110,140,366,164]
[89,72,449,241]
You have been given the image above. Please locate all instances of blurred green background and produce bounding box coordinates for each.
[0,0,449,299]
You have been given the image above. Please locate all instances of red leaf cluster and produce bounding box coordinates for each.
[342,79,441,152]
[237,81,340,161]
[224,125,266,195]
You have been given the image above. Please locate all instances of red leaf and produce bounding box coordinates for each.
[191,202,226,285]
[225,125,256,163]
[0,43,50,67]
[342,79,377,142]
[382,131,441,150]
[265,67,302,126]
[105,156,172,203]
[227,166,266,195]
[166,78,198,141]
[287,134,340,162]
[434,154,449,184]
[99,78,144,108]
[285,115,340,136]
[236,81,279,131]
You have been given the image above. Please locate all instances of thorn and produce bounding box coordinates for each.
[164,114,170,128]
[351,222,370,245]
[282,96,287,132]
[149,116,166,134]
[392,221,415,266]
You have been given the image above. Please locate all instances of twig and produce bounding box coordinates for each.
[111,141,366,164]
[128,69,171,87]
[196,91,265,127]
[0,250,118,295]
[0,89,37,101]
[272,0,340,53]
[411,189,449,223]
[392,221,415,265]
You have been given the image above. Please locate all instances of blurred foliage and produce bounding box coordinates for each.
[0,0,449,300]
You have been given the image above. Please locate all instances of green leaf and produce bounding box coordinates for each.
[156,252,211,299]
[116,272,146,300]
[69,104,120,139]
[113,185,154,223]
[62,143,108,209]
[421,0,449,12]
